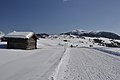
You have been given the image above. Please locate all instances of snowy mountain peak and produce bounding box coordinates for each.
[71,29,97,34]
[0,32,5,38]
[61,29,120,40]
[72,29,88,34]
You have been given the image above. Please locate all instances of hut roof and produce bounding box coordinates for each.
[4,32,35,39]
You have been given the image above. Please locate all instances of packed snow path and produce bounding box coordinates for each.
[0,47,64,80]
[56,48,120,80]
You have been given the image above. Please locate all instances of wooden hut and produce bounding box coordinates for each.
[3,32,38,50]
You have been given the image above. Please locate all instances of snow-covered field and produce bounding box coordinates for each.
[53,48,120,80]
[0,37,120,80]
[0,39,65,80]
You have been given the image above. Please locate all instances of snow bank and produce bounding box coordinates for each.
[94,47,120,56]
[48,48,70,80]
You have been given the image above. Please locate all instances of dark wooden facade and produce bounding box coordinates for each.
[5,35,38,50]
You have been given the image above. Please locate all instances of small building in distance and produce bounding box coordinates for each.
[3,31,38,50]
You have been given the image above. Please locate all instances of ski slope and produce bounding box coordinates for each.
[54,48,120,80]
[0,38,120,80]
[0,39,65,80]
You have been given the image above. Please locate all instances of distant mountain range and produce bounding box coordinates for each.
[60,29,120,40]
[1,30,120,40]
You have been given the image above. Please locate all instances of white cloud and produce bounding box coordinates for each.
[63,0,70,2]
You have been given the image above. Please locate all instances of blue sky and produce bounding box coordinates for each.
[0,0,120,34]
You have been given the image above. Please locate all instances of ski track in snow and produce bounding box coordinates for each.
[55,48,120,80]
[0,47,64,80]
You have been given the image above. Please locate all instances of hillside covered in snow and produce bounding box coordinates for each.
[0,32,4,38]
[0,30,120,80]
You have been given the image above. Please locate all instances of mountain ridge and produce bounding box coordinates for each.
[60,29,120,40]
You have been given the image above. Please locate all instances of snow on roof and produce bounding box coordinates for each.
[4,32,34,39]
